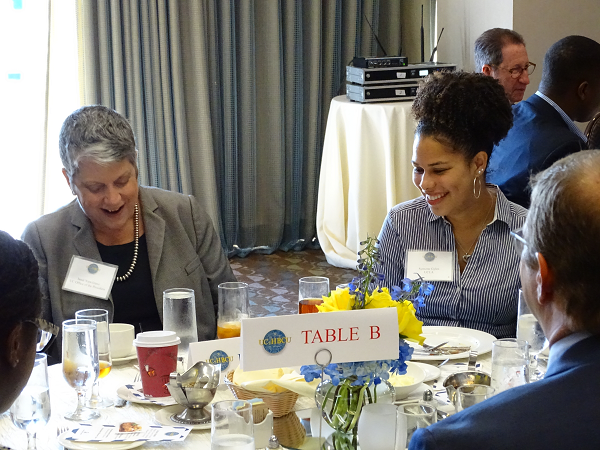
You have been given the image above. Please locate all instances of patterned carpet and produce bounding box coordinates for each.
[229,249,355,317]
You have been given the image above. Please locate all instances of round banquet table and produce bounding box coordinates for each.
[0,353,493,449]
[316,95,421,269]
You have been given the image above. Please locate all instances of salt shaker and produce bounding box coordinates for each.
[420,389,436,407]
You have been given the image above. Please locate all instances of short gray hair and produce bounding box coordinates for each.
[59,105,137,179]
[474,28,526,72]
[524,150,600,333]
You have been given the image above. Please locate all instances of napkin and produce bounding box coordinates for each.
[232,367,320,398]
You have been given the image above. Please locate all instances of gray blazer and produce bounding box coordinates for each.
[22,186,236,356]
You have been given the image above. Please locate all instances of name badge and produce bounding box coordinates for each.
[405,251,454,281]
[62,256,118,300]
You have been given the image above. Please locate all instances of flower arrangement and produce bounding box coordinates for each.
[301,236,434,435]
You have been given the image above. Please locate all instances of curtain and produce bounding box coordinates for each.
[77,0,401,257]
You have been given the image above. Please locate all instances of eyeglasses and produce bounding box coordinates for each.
[510,228,529,256]
[494,62,536,79]
[22,318,59,352]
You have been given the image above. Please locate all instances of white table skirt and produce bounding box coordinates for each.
[316,95,421,269]
[0,352,492,449]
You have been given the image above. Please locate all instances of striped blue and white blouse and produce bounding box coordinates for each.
[376,187,527,339]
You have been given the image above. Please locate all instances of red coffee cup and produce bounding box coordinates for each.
[134,331,181,397]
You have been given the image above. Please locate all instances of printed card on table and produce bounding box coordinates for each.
[240,308,399,371]
[63,423,191,442]
[188,337,240,383]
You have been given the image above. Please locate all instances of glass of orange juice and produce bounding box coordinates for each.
[217,282,249,339]
[299,276,330,314]
[74,309,113,408]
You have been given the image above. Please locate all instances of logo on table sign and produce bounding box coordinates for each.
[424,252,436,262]
[87,263,99,274]
[208,350,233,371]
[260,329,290,354]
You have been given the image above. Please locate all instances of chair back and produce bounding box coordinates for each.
[585,112,600,149]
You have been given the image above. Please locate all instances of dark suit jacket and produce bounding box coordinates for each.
[409,335,600,450]
[22,186,236,357]
[488,94,587,208]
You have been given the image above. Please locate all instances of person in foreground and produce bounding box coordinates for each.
[376,72,526,339]
[474,28,533,104]
[0,231,42,413]
[22,106,236,358]
[409,150,600,450]
[488,35,600,207]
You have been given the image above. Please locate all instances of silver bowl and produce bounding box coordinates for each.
[443,371,491,405]
[166,361,221,424]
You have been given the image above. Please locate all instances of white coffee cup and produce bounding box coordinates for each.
[109,323,135,358]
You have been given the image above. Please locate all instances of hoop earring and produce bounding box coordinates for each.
[473,176,482,199]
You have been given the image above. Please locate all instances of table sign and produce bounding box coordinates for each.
[240,309,399,371]
[406,251,454,281]
[187,337,240,383]
[63,422,191,442]
[62,255,118,299]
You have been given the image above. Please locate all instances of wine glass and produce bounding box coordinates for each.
[516,290,548,381]
[75,309,113,408]
[62,318,100,420]
[9,353,51,449]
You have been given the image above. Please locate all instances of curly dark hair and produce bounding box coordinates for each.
[0,231,41,338]
[412,71,513,163]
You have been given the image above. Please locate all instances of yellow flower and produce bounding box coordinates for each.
[316,288,355,312]
[365,288,424,345]
[396,299,425,345]
[316,287,425,345]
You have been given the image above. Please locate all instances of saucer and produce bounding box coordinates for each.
[117,383,176,406]
[58,432,144,450]
[155,405,211,430]
[112,353,138,365]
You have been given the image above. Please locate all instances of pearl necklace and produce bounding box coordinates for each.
[116,203,139,282]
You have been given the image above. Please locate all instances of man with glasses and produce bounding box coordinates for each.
[475,28,533,104]
[409,150,600,450]
[488,35,600,208]
[0,231,57,412]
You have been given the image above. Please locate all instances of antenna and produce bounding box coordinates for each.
[364,13,388,56]
[420,5,425,62]
[429,28,445,62]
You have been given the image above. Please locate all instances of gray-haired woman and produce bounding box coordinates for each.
[22,105,236,358]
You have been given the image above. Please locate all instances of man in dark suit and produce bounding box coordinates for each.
[474,28,533,105]
[488,35,600,208]
[409,150,600,450]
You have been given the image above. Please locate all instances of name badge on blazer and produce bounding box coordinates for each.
[405,251,453,281]
[62,256,118,300]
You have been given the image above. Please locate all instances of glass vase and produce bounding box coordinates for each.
[314,377,395,441]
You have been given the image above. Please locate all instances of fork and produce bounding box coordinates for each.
[56,423,70,437]
[133,372,141,383]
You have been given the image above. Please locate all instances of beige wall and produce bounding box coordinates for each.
[436,0,513,70]
[513,0,600,101]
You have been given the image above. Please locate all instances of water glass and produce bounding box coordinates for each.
[75,309,112,408]
[396,403,437,449]
[491,338,529,394]
[211,400,254,450]
[10,353,51,449]
[62,318,100,421]
[455,384,495,412]
[298,276,329,314]
[217,283,249,339]
[163,288,199,361]
[516,290,548,381]
[357,403,397,450]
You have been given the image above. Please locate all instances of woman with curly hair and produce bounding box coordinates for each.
[376,71,526,338]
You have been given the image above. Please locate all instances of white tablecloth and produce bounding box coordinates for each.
[316,96,421,269]
[0,353,492,449]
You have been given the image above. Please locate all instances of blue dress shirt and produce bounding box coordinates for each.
[376,187,527,338]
